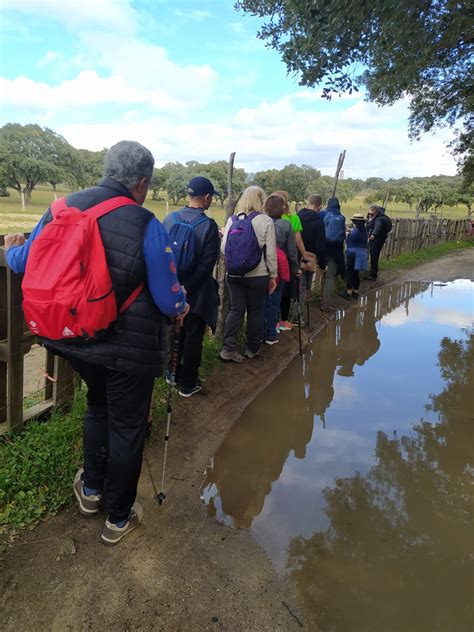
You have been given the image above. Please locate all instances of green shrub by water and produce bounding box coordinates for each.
[380,239,474,270]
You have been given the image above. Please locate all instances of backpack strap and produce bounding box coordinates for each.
[50,195,138,221]
[119,282,145,314]
[171,212,209,229]
[85,196,139,220]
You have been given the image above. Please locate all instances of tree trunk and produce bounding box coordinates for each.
[215,152,236,341]
[20,190,25,211]
[331,150,346,197]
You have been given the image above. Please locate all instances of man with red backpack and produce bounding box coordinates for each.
[4,140,189,545]
[162,176,220,397]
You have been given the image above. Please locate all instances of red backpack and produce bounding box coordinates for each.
[22,196,144,341]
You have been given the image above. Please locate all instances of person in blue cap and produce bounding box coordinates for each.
[162,176,220,397]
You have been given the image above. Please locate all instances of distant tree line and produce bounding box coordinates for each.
[0,123,472,215]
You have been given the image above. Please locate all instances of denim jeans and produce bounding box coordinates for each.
[264,281,284,340]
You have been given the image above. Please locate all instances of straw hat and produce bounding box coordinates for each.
[352,212,366,221]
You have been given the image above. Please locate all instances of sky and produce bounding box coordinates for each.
[0,0,458,179]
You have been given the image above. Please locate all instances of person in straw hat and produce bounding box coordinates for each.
[339,212,368,300]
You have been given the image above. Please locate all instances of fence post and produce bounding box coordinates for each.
[6,265,25,433]
[215,151,236,340]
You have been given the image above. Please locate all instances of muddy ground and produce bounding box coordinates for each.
[2,249,473,632]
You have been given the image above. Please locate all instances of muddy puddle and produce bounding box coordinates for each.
[201,280,474,631]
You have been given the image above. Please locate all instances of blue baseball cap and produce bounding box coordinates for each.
[187,176,220,197]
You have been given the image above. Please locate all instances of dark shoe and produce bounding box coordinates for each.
[338,291,353,300]
[352,292,359,300]
[73,468,102,516]
[367,275,377,281]
[244,348,260,359]
[265,337,279,346]
[101,502,143,546]
[178,380,202,398]
[220,349,245,362]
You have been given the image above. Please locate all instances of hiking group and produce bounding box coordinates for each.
[4,140,391,545]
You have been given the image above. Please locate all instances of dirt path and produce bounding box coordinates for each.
[2,249,473,632]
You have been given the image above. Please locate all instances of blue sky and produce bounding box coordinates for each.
[0,0,458,178]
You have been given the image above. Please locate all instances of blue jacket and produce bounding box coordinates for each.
[346,225,368,271]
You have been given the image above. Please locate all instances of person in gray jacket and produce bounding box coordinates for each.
[220,186,277,362]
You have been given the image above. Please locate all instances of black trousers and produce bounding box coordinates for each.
[223,275,268,353]
[326,242,346,279]
[369,239,385,278]
[69,358,154,523]
[176,313,207,388]
[346,252,361,291]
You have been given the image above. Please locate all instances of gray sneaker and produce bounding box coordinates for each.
[100,501,143,546]
[219,348,245,363]
[73,468,102,516]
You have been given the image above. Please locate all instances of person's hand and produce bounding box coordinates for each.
[296,268,302,278]
[268,278,277,295]
[4,233,25,250]
[369,235,375,241]
[176,302,190,326]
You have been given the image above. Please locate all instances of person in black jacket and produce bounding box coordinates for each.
[366,205,392,280]
[162,176,220,397]
[297,194,327,305]
[5,141,190,545]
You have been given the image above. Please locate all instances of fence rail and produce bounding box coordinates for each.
[0,216,471,434]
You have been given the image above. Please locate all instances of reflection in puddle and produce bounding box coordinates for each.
[201,280,474,631]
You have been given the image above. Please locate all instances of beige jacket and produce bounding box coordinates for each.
[221,211,277,278]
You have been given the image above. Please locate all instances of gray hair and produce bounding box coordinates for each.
[369,204,381,214]
[103,140,155,189]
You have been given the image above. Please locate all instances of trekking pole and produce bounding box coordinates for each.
[296,276,302,355]
[156,320,180,505]
[306,272,311,333]
[320,268,328,330]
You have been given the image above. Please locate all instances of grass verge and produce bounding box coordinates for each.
[0,335,221,548]
[380,239,474,271]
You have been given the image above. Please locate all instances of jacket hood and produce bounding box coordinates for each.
[325,197,341,213]
[298,208,322,223]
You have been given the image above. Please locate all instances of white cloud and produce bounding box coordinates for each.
[0,72,183,111]
[53,92,458,178]
[1,0,137,33]
[37,51,60,67]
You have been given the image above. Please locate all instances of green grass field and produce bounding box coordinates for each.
[0,184,470,234]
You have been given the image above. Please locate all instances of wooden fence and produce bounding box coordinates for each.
[380,217,471,260]
[0,216,471,434]
[0,238,76,434]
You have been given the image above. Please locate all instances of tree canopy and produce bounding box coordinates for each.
[236,0,473,183]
